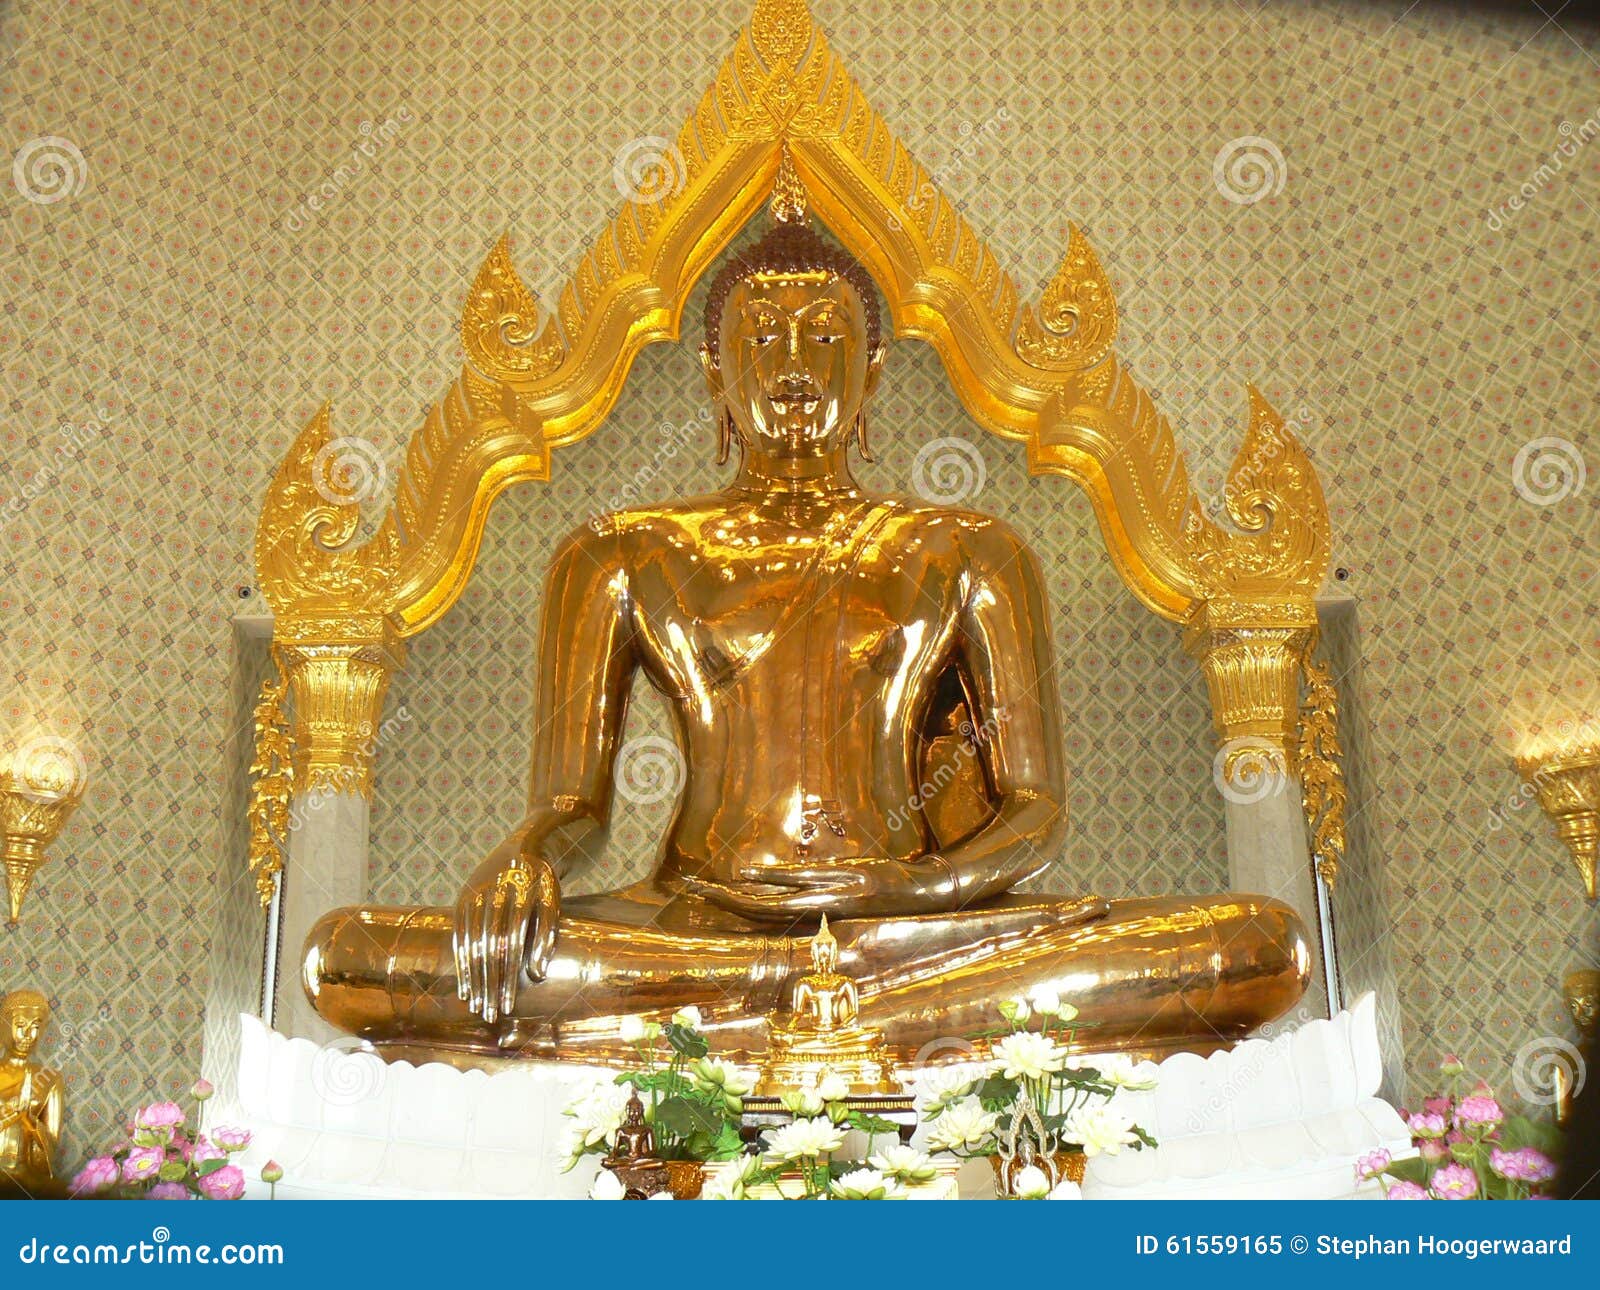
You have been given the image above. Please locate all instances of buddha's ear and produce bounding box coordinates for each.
[698,342,723,404]
[862,341,886,402]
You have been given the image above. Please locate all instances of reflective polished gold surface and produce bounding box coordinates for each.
[0,990,62,1189]
[303,168,1311,1065]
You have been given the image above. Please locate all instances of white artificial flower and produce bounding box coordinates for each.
[1055,1002,1080,1022]
[1063,1103,1139,1158]
[779,1087,825,1117]
[692,1057,754,1096]
[589,1169,626,1200]
[992,1031,1069,1081]
[1012,1164,1052,1199]
[1027,986,1061,1017]
[924,1097,1000,1154]
[1047,1180,1083,1200]
[998,996,1031,1025]
[702,1152,762,1200]
[816,1068,851,1103]
[618,1015,647,1043]
[671,1005,704,1031]
[867,1143,938,1183]
[561,1080,630,1155]
[832,1167,895,1199]
[1095,1053,1158,1090]
[916,1065,984,1116]
[762,1115,845,1163]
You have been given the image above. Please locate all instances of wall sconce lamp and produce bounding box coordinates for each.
[0,736,87,924]
[1515,742,1600,903]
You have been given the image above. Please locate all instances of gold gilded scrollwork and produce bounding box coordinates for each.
[247,675,293,909]
[1298,651,1348,890]
[1014,225,1118,372]
[253,0,1331,822]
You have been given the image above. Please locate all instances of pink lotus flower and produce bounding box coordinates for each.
[1454,1095,1503,1134]
[133,1101,185,1132]
[1423,1095,1453,1117]
[122,1146,166,1183]
[145,1182,190,1200]
[196,1163,246,1200]
[1439,1055,1466,1076]
[70,1156,121,1195]
[1430,1162,1479,1199]
[1419,1137,1449,1164]
[1491,1147,1556,1184]
[190,1078,215,1102]
[260,1160,284,1184]
[189,1140,226,1166]
[1355,1148,1391,1181]
[211,1126,252,1153]
[1408,1111,1448,1139]
[1385,1180,1429,1199]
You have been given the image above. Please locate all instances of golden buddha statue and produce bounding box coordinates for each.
[758,916,898,1095]
[0,989,63,1190]
[303,158,1310,1066]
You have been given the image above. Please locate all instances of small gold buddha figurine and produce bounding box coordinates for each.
[600,1091,670,1199]
[757,916,899,1096]
[1556,968,1599,1123]
[0,989,63,1190]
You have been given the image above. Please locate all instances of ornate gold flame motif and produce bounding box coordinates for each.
[253,0,1332,831]
[1298,652,1348,890]
[247,675,293,909]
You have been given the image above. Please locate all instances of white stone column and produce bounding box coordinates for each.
[1221,772,1328,1018]
[272,790,371,1041]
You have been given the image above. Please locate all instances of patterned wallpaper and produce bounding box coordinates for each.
[3,0,1597,1164]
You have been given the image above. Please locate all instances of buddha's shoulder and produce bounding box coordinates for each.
[877,495,1036,558]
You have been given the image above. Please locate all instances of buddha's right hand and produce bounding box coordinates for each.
[452,849,560,1024]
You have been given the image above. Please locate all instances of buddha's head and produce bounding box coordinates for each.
[0,989,49,1061]
[701,154,885,467]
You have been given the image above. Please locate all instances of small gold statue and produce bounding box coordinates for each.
[0,989,63,1190]
[757,916,899,1095]
[1557,968,1599,1123]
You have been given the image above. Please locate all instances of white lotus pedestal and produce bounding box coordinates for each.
[226,994,1408,1200]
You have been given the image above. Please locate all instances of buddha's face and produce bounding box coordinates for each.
[704,272,882,459]
[3,1006,44,1060]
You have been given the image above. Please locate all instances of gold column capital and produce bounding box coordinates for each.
[1183,600,1317,751]
[273,625,406,800]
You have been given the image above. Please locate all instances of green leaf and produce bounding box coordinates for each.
[654,1094,723,1138]
[708,1121,745,1161]
[846,1112,900,1136]
[1498,1115,1562,1156]
[975,1074,1020,1105]
[195,1158,228,1178]
[1381,1157,1428,1186]
[665,1023,709,1058]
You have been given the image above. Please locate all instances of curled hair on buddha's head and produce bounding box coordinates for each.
[701,156,882,365]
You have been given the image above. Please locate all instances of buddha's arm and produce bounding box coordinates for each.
[933,518,1069,901]
[454,523,636,1020]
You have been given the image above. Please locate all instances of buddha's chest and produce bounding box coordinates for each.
[631,534,961,696]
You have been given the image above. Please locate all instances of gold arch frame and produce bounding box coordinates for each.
[251,0,1341,897]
